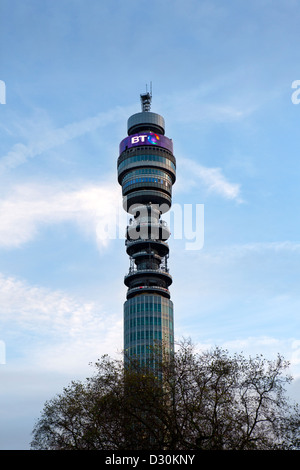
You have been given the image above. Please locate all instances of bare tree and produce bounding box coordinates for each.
[31,341,300,450]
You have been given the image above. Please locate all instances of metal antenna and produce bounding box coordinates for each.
[140,82,152,112]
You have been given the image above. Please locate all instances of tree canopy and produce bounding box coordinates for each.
[31,340,300,450]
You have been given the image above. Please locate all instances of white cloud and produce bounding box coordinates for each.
[176,157,242,201]
[158,77,258,128]
[0,179,125,373]
[0,272,123,373]
[0,105,130,173]
[222,336,300,379]
[202,241,300,261]
[174,240,300,304]
[177,334,300,382]
[0,180,124,250]
[172,239,300,363]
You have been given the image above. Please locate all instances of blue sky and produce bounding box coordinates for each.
[1,0,300,449]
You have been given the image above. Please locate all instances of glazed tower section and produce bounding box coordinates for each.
[117,92,176,367]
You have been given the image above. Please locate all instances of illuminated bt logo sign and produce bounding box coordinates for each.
[119,131,172,154]
[130,133,160,145]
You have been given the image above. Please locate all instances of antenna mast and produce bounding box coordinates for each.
[140,82,152,112]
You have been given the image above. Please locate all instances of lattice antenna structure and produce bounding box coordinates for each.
[140,82,152,112]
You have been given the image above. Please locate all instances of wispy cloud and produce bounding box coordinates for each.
[204,241,300,260]
[0,272,122,372]
[176,157,242,202]
[0,181,123,249]
[0,105,129,173]
[173,239,300,348]
[192,334,300,375]
[159,77,259,127]
[223,336,300,379]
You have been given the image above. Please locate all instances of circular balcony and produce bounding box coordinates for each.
[131,251,161,263]
[125,239,169,257]
[124,268,172,288]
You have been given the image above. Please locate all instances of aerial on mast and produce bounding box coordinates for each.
[140,82,152,112]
